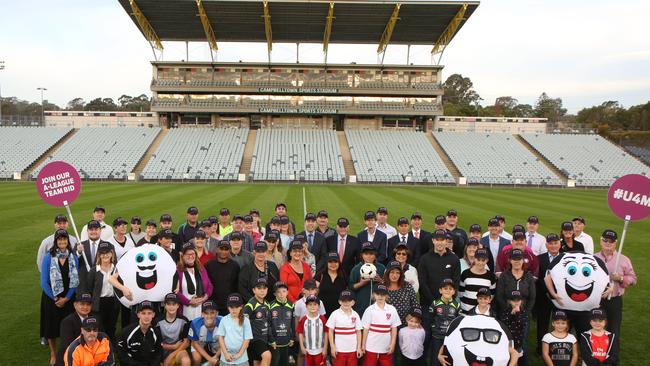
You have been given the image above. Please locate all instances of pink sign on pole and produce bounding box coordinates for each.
[607,174,650,221]
[36,161,82,207]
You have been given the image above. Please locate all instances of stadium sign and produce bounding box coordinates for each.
[259,107,338,115]
[258,87,339,94]
[36,161,81,207]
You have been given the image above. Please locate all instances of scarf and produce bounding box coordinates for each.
[183,267,204,297]
[50,249,79,297]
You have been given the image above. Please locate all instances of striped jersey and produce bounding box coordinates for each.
[325,308,363,353]
[458,270,497,312]
[361,303,401,354]
[297,314,328,355]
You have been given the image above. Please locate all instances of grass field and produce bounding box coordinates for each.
[0,182,645,365]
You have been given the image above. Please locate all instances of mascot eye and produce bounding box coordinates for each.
[582,266,592,277]
[135,253,144,263]
[567,265,577,276]
[148,252,157,261]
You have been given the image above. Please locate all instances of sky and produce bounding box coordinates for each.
[0,0,649,113]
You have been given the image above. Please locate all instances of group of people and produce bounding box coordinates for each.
[37,203,636,366]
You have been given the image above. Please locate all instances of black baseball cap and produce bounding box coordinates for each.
[275,202,287,209]
[249,208,260,216]
[279,216,290,225]
[373,284,388,294]
[512,224,525,234]
[233,214,244,221]
[208,216,218,224]
[469,224,482,233]
[495,215,506,223]
[432,229,447,239]
[227,294,243,307]
[200,220,212,228]
[270,216,281,225]
[512,231,526,241]
[145,219,157,227]
[411,212,422,220]
[561,222,574,231]
[601,229,617,241]
[187,206,199,214]
[219,208,230,216]
[81,316,99,330]
[527,216,539,224]
[202,300,218,312]
[181,242,196,253]
[387,260,401,271]
[54,229,69,241]
[229,232,242,241]
[164,293,179,303]
[273,281,288,291]
[364,211,376,220]
[552,310,568,321]
[93,206,105,213]
[509,248,524,260]
[217,240,231,249]
[137,300,155,312]
[159,229,173,239]
[434,215,446,225]
[467,237,480,246]
[303,279,317,289]
[439,278,455,289]
[317,210,328,218]
[546,233,560,242]
[131,216,142,224]
[75,292,92,303]
[573,216,585,224]
[409,307,423,319]
[304,213,317,221]
[289,240,304,251]
[339,290,354,301]
[475,248,489,260]
[265,230,279,242]
[509,290,523,300]
[590,308,607,320]
[397,217,409,226]
[254,277,268,288]
[97,242,112,253]
[476,287,491,297]
[488,218,500,227]
[87,220,101,229]
[445,232,454,240]
[377,207,388,214]
[160,214,172,222]
[337,217,349,227]
[446,209,458,217]
[361,242,377,252]
[327,252,340,262]
[305,295,319,304]
[255,241,269,252]
[54,214,68,223]
[113,217,128,227]
[243,215,253,223]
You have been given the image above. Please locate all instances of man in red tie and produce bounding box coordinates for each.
[326,218,361,276]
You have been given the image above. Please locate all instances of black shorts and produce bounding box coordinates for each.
[248,339,271,361]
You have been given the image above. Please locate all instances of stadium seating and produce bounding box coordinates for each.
[520,134,650,186]
[434,132,563,186]
[141,128,247,181]
[250,130,345,182]
[0,127,72,178]
[624,145,650,165]
[153,99,182,107]
[32,127,160,180]
[345,130,454,183]
[154,79,183,86]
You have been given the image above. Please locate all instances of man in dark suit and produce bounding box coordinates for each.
[535,233,562,354]
[326,217,361,276]
[410,212,431,257]
[76,220,113,282]
[357,211,388,264]
[480,218,510,273]
[296,212,328,273]
[387,217,421,266]
[56,293,93,366]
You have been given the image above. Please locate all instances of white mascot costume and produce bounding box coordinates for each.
[547,252,609,311]
[443,315,512,366]
[115,244,177,307]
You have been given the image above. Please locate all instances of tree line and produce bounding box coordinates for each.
[0,94,151,117]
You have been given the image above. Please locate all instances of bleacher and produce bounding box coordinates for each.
[435,132,563,186]
[141,128,247,180]
[624,145,650,165]
[521,134,650,186]
[346,130,454,183]
[32,127,160,180]
[0,127,72,178]
[250,129,345,182]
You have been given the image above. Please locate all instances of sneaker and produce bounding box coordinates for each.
[40,337,47,347]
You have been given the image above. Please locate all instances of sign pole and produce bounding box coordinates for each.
[608,215,630,300]
[64,199,90,272]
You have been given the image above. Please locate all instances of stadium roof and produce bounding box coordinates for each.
[119,0,479,55]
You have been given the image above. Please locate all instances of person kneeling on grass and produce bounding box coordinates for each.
[64,316,114,366]
[118,301,163,366]
[297,295,329,366]
[188,300,222,366]
[155,293,191,366]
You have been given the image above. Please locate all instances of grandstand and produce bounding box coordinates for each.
[346,130,454,183]
[250,129,344,182]
[520,134,650,186]
[0,127,72,178]
[434,132,563,186]
[624,145,650,165]
[141,128,248,181]
[32,127,160,180]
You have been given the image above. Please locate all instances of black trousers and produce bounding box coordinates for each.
[98,296,119,341]
[601,296,623,336]
[401,354,426,366]
[535,297,554,352]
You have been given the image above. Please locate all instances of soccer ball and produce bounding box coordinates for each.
[360,263,377,280]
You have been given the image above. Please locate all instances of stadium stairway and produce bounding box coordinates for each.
[427,133,460,183]
[514,134,568,185]
[337,131,356,177]
[132,128,167,180]
[21,128,78,180]
[239,129,257,175]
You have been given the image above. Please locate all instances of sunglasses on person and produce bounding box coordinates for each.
[395,252,408,257]
[460,328,502,344]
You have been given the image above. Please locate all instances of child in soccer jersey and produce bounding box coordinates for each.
[361,284,401,366]
[326,290,363,366]
[579,309,619,366]
[217,293,253,366]
[429,278,461,366]
[269,281,295,366]
[349,242,386,315]
[499,290,529,362]
[188,300,222,366]
[542,310,578,366]
[293,279,326,366]
[244,277,272,366]
[398,307,426,366]
[155,293,191,366]
[297,295,329,366]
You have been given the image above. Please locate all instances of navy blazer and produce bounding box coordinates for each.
[357,229,388,264]
[480,235,509,272]
[326,234,361,276]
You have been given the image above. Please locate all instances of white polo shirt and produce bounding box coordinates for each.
[526,232,547,255]
[361,302,400,353]
[575,232,594,254]
[326,308,363,353]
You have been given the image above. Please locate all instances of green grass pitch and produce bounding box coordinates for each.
[0,182,646,365]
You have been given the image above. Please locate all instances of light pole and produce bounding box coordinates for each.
[0,61,5,124]
[37,87,47,126]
